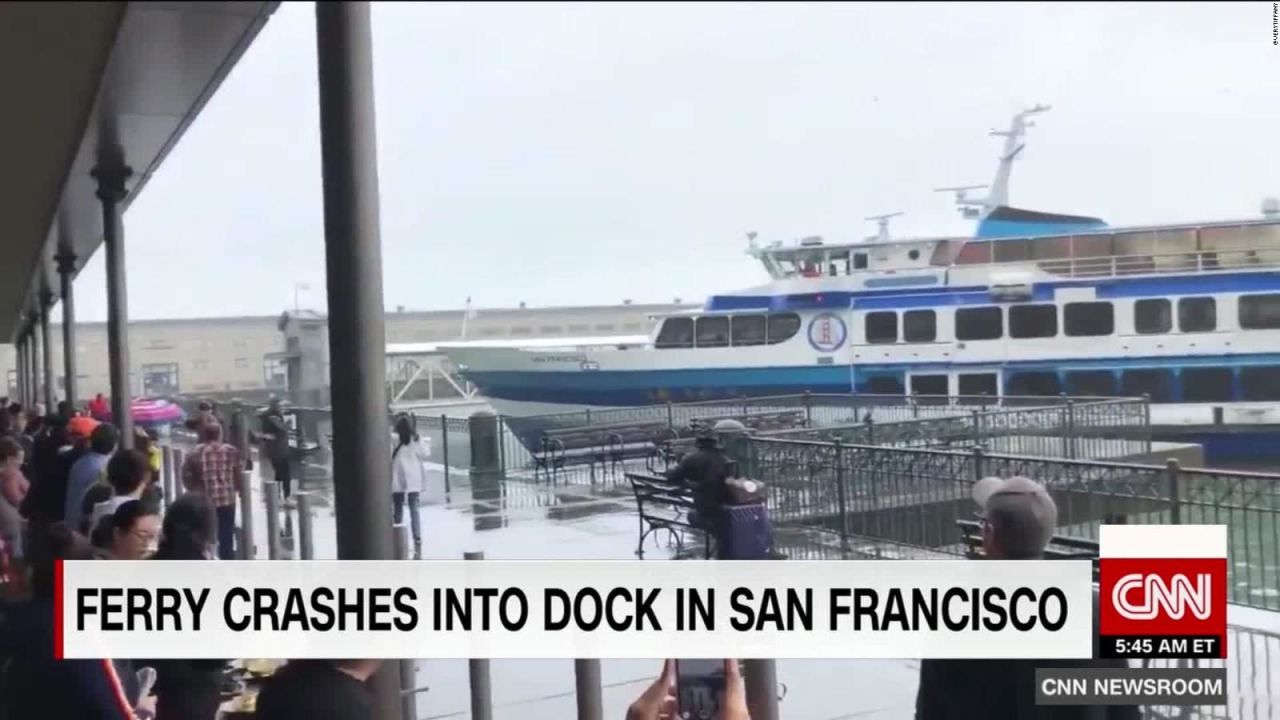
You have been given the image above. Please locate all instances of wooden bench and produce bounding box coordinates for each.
[955,519,1100,577]
[535,421,675,482]
[626,472,712,559]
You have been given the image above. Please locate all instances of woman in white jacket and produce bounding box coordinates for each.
[391,415,430,556]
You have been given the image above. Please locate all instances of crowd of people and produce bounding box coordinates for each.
[0,397,249,719]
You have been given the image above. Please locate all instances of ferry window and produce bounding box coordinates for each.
[1181,368,1235,403]
[1241,367,1280,401]
[910,374,949,397]
[654,318,694,349]
[853,253,868,270]
[863,375,904,395]
[766,313,801,344]
[903,310,936,343]
[1134,299,1172,334]
[1064,302,1114,337]
[730,315,766,347]
[958,373,998,398]
[955,306,1002,341]
[695,316,730,348]
[1177,297,1216,333]
[993,240,1032,263]
[955,242,993,265]
[865,312,898,344]
[1121,369,1175,403]
[1009,305,1058,339]
[1006,372,1061,397]
[1239,293,1280,329]
[1066,370,1116,397]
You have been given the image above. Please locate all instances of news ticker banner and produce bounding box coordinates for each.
[58,524,1231,661]
[59,558,1095,660]
[1097,525,1228,660]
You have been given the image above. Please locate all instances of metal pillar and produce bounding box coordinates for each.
[28,321,41,411]
[574,659,603,720]
[14,330,25,406]
[465,550,494,720]
[56,250,78,407]
[93,161,134,446]
[744,659,780,720]
[39,289,55,410]
[315,4,397,715]
[264,480,282,559]
[393,525,418,720]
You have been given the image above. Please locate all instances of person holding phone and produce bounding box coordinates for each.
[627,659,750,720]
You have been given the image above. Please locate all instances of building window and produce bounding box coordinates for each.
[264,356,290,389]
[766,313,802,344]
[567,324,590,334]
[1177,297,1216,333]
[902,310,936,343]
[509,326,532,335]
[909,374,948,396]
[853,253,868,270]
[1009,304,1058,339]
[957,373,999,398]
[234,358,249,369]
[1241,367,1280,401]
[1239,294,1280,329]
[655,317,694,349]
[622,323,645,332]
[1064,302,1114,337]
[1121,369,1175,403]
[694,316,730,348]
[141,363,180,396]
[730,315,766,347]
[1066,370,1116,397]
[864,312,898,344]
[1006,371,1061,396]
[594,324,615,332]
[955,306,1002,341]
[1134,299,1172,334]
[862,375,904,395]
[538,326,563,334]
[1181,367,1234,403]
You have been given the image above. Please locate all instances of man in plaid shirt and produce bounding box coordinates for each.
[183,423,242,559]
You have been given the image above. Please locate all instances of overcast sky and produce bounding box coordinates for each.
[73,1,1280,321]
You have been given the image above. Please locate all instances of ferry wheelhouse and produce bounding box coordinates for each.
[444,108,1280,459]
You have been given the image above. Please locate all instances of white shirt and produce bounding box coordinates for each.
[391,438,431,494]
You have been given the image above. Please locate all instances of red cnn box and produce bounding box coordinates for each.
[1098,525,1228,660]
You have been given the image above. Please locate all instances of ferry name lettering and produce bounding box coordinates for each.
[532,354,586,364]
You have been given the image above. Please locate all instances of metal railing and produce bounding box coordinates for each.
[761,397,1152,459]
[734,437,1280,612]
[1141,619,1280,720]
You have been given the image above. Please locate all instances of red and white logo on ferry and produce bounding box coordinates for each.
[808,313,847,353]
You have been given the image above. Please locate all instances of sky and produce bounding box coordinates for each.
[73,1,1280,321]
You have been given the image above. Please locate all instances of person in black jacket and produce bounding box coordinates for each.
[914,476,1139,720]
[140,493,227,720]
[665,427,732,557]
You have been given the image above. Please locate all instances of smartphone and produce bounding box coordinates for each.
[675,659,725,720]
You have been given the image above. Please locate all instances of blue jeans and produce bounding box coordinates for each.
[216,505,237,560]
[392,492,421,547]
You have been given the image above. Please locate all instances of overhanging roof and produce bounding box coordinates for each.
[0,1,279,341]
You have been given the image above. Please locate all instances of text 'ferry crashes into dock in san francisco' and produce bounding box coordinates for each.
[443,106,1280,461]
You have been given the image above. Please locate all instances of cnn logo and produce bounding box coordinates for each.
[1111,573,1212,621]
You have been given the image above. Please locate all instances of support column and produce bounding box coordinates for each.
[314,3,397,716]
[93,161,134,446]
[39,288,55,410]
[29,317,41,411]
[14,330,26,405]
[56,251,79,408]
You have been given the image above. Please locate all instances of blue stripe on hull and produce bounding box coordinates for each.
[464,351,1280,407]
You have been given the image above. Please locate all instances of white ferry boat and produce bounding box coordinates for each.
[445,107,1280,461]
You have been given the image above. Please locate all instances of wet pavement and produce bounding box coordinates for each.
[255,462,923,719]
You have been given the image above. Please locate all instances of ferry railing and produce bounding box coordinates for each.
[759,397,1152,460]
[735,437,1280,612]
